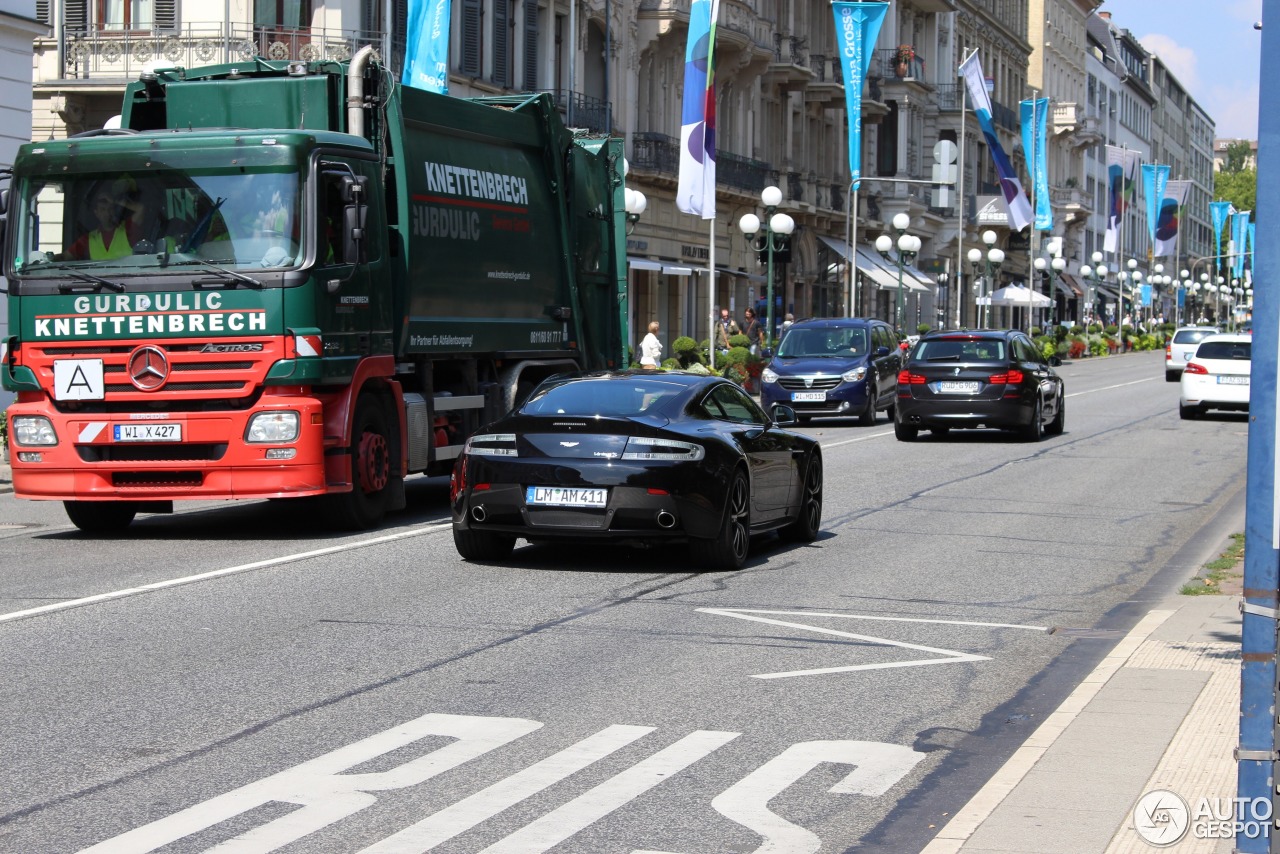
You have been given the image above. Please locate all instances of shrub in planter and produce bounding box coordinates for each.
[728,333,752,350]
[916,323,931,336]
[661,357,680,370]
[671,336,704,368]
[1068,338,1086,359]
[685,361,712,375]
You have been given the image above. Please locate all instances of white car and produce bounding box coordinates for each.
[1165,326,1219,381]
[1179,333,1252,419]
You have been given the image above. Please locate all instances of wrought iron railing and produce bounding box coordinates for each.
[773,33,808,66]
[808,54,843,86]
[631,132,681,175]
[56,22,398,79]
[935,84,963,112]
[717,150,771,194]
[877,48,926,81]
[533,90,612,135]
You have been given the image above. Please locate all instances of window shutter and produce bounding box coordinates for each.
[64,0,87,32]
[155,0,177,30]
[460,0,481,77]
[492,0,510,88]
[523,0,538,89]
[36,0,50,26]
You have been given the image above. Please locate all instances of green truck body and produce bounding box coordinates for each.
[2,52,629,531]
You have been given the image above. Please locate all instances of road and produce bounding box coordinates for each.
[0,350,1249,853]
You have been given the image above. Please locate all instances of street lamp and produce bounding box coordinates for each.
[875,212,921,335]
[623,187,647,235]
[966,230,1004,328]
[1079,251,1108,354]
[1033,236,1066,330]
[1178,268,1191,326]
[738,186,794,353]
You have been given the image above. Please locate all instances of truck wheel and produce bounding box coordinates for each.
[453,526,516,561]
[63,501,137,534]
[323,394,393,530]
[690,470,751,570]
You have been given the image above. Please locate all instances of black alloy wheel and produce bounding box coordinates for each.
[779,454,823,543]
[1046,391,1065,436]
[858,384,877,426]
[1023,398,1044,442]
[691,470,751,570]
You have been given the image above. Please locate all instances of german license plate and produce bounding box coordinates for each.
[114,423,182,442]
[1217,375,1249,385]
[938,381,981,393]
[526,486,608,508]
[791,391,826,402]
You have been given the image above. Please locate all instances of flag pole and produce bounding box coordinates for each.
[709,218,717,370]
[955,49,970,328]
[1028,89,1039,334]
[850,183,858,316]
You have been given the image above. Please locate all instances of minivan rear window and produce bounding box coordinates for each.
[1173,330,1215,344]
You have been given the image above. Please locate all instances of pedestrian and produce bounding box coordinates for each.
[742,308,763,355]
[639,320,663,369]
[779,313,794,342]
[716,308,740,352]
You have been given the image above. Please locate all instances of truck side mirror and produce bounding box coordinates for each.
[343,203,367,265]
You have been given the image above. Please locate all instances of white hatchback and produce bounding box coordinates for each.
[1179,333,1252,419]
[1166,326,1220,381]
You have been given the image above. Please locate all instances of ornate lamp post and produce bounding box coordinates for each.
[1178,268,1191,326]
[738,186,794,353]
[965,230,1003,329]
[1033,236,1066,331]
[875,213,921,335]
[1079,251,1108,355]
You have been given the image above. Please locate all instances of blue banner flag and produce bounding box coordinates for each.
[1209,200,1234,258]
[1020,97,1052,231]
[1154,180,1191,258]
[1141,163,1169,246]
[960,52,1031,231]
[1248,221,1255,279]
[1232,211,1251,279]
[402,0,452,93]
[676,0,721,219]
[1104,146,1140,253]
[832,2,888,190]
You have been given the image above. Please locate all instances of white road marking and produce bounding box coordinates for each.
[359,725,656,853]
[0,522,451,625]
[700,609,1046,679]
[709,740,925,854]
[818,430,894,449]
[1066,377,1155,397]
[478,730,741,854]
[80,713,541,854]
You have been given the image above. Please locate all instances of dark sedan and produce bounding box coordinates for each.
[894,329,1065,441]
[450,372,823,569]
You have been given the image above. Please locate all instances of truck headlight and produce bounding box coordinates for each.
[12,415,58,446]
[842,366,868,383]
[761,368,778,384]
[245,411,300,443]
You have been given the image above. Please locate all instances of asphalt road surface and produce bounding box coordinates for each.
[0,350,1248,853]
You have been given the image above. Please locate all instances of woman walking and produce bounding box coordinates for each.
[639,321,663,369]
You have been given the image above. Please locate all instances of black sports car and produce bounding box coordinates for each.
[894,329,1065,441]
[449,372,823,569]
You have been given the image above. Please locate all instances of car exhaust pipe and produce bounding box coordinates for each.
[471,504,487,523]
[656,510,676,529]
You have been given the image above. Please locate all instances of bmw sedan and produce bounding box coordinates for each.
[1179,332,1251,419]
[449,372,823,570]
[894,329,1065,441]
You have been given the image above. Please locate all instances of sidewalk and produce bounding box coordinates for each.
[923,591,1242,854]
[0,456,9,494]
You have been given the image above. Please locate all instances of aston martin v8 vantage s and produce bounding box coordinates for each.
[449,372,823,570]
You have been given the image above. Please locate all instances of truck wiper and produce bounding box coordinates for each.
[182,258,263,289]
[40,265,126,293]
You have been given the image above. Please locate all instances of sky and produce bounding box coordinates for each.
[1101,0,1262,139]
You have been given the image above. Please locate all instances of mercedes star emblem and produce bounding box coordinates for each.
[127,345,170,391]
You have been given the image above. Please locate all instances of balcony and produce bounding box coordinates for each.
[876,48,927,84]
[630,132,771,195]
[1050,184,1093,224]
[805,54,844,106]
[765,33,812,91]
[533,90,613,135]
[53,23,395,80]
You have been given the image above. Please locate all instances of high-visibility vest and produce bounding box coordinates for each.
[88,224,132,260]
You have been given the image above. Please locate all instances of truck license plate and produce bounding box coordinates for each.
[526,486,608,508]
[114,423,182,442]
[791,391,826,402]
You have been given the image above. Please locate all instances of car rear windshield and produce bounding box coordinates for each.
[1173,330,1215,344]
[914,338,1007,362]
[777,327,868,358]
[1196,341,1251,360]
[521,377,686,417]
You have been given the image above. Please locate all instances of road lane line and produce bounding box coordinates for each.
[1066,377,1156,397]
[478,730,741,854]
[919,608,1175,854]
[0,522,452,625]
[359,725,656,853]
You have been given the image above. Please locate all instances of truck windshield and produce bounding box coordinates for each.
[12,167,301,282]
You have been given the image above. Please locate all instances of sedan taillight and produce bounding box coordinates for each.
[898,370,927,384]
[1184,362,1209,375]
[988,369,1025,385]
[621,436,705,461]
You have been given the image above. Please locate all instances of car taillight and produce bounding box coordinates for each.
[989,369,1024,385]
[897,370,926,384]
[1184,362,1209,375]
[1165,344,1172,358]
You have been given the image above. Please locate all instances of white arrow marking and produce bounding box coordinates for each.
[699,609,1046,679]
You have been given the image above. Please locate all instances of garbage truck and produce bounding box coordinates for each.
[1,48,629,532]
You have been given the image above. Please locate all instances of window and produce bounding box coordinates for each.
[254,0,310,28]
[98,0,152,30]
[703,385,766,425]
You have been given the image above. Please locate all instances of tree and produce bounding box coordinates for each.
[1214,168,1256,213]
[1221,140,1253,173]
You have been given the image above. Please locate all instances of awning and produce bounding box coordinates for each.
[818,234,855,259]
[854,248,929,293]
[903,262,936,287]
[627,256,662,271]
[1057,272,1084,297]
[1093,284,1119,301]
[662,264,694,276]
